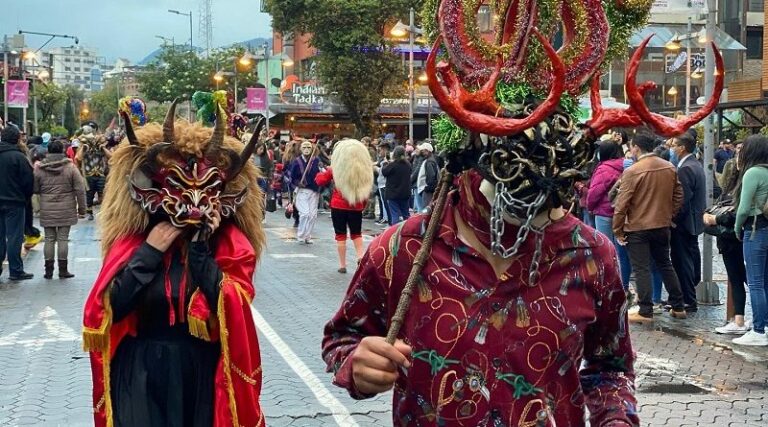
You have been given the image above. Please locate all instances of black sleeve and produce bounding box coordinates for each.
[17,153,34,198]
[381,162,394,177]
[110,243,165,322]
[187,241,223,306]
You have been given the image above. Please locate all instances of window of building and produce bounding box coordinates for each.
[64,49,71,54]
[74,58,81,63]
[85,84,90,89]
[64,57,71,62]
[74,67,80,71]
[65,66,71,71]
[477,5,493,33]
[749,0,764,12]
[747,28,763,59]
[84,76,90,81]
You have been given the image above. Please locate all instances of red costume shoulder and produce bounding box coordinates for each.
[82,224,264,427]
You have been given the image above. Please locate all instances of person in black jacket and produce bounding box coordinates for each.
[382,146,412,225]
[0,124,35,280]
[670,133,707,312]
[704,145,750,335]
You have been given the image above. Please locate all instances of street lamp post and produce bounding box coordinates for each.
[685,16,692,116]
[390,10,422,144]
[699,0,719,304]
[408,7,415,144]
[169,9,194,120]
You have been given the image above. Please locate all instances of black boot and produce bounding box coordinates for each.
[44,260,55,279]
[58,260,75,279]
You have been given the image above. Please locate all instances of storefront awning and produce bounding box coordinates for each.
[630,25,746,50]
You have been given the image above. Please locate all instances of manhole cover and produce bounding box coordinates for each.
[640,383,708,394]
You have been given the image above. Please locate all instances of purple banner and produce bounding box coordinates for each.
[7,80,29,108]
[246,87,267,114]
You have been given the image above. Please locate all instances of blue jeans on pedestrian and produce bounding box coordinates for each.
[594,215,664,297]
[0,204,26,276]
[743,228,768,334]
[387,199,411,225]
[412,188,423,214]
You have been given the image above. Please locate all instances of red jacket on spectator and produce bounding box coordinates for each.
[315,167,366,211]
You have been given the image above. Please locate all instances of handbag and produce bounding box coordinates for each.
[265,194,277,213]
[284,202,294,219]
[703,201,734,237]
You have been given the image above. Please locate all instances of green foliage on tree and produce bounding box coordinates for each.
[89,80,121,127]
[264,0,421,135]
[138,46,260,107]
[32,81,67,133]
[63,98,77,135]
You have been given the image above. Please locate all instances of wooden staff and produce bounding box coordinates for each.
[385,169,454,344]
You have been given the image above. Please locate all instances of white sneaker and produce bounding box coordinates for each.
[715,322,750,335]
[732,330,768,346]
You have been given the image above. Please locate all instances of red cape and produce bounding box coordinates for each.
[82,224,264,427]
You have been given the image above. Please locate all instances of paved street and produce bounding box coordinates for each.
[1,211,767,426]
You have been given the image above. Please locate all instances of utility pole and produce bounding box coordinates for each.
[699,0,719,305]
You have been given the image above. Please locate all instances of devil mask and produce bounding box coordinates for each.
[122,100,266,228]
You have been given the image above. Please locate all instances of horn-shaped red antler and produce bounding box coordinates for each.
[627,35,725,137]
[427,28,566,137]
[587,34,724,138]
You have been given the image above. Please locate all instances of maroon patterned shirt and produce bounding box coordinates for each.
[322,174,638,426]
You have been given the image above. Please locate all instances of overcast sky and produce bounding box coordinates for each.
[1,0,272,63]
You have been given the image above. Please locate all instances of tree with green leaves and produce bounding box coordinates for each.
[89,80,121,127]
[265,0,421,136]
[138,46,261,112]
[31,81,67,133]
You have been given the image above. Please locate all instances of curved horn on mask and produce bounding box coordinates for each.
[206,105,227,155]
[228,117,266,180]
[163,98,179,143]
[119,111,139,146]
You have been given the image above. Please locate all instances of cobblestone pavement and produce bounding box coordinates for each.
[0,210,766,426]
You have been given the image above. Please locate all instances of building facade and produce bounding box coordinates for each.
[37,45,106,93]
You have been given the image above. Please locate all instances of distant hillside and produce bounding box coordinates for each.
[137,38,272,66]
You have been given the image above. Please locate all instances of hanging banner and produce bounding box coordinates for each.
[246,87,267,113]
[6,80,29,108]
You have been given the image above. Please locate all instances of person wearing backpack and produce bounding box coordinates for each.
[733,135,768,346]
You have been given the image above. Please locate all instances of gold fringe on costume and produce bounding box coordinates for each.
[98,120,266,257]
[83,291,113,353]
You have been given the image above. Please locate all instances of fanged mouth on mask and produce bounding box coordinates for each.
[121,99,264,230]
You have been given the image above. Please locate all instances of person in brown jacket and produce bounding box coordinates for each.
[612,131,688,323]
[34,140,86,279]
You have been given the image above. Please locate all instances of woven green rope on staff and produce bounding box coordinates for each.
[495,82,580,120]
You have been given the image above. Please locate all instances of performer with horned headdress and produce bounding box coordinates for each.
[322,1,724,425]
[83,97,266,427]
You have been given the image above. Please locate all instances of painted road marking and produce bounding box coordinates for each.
[0,306,80,350]
[74,257,102,263]
[269,253,318,259]
[250,306,359,427]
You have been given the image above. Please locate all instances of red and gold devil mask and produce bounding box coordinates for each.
[121,101,265,228]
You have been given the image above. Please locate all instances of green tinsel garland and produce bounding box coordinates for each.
[495,81,580,120]
[432,115,467,153]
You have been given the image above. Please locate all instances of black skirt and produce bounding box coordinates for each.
[110,324,221,427]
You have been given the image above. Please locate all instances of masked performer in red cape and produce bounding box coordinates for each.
[322,1,724,426]
[83,98,266,427]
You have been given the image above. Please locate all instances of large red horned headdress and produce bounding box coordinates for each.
[424,0,724,258]
[428,0,724,139]
[121,100,266,228]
